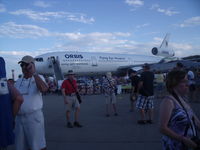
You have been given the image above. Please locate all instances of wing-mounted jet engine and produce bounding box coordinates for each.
[152,33,175,57]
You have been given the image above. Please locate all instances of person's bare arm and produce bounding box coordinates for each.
[33,74,49,93]
[136,81,143,94]
[8,82,23,117]
[61,88,68,104]
[27,63,48,93]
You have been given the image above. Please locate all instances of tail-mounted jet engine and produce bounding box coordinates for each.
[152,47,174,57]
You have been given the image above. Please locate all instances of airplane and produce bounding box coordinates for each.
[34,34,175,80]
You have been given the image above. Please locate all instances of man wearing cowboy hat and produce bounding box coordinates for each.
[15,55,48,150]
[61,70,82,128]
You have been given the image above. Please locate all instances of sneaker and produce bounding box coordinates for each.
[146,120,153,124]
[67,122,73,128]
[137,120,146,124]
[74,122,83,128]
[106,114,110,117]
[114,113,118,116]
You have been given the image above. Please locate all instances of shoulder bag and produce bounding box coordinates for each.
[68,79,82,104]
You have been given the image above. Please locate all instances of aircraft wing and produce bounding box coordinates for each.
[146,60,200,73]
[116,60,200,75]
[116,64,149,75]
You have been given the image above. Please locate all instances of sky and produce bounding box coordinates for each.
[0,0,200,78]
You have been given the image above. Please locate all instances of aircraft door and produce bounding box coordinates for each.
[128,57,134,65]
[47,56,55,68]
[51,56,56,64]
[91,56,98,66]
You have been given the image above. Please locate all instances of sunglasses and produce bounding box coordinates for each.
[20,63,29,68]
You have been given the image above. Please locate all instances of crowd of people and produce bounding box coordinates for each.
[1,55,200,150]
[45,75,132,96]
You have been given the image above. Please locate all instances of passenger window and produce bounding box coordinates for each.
[35,58,43,62]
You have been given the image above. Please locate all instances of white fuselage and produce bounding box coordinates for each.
[35,51,162,76]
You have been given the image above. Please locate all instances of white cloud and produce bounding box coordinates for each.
[34,1,51,8]
[171,43,193,51]
[0,22,131,41]
[0,4,6,12]
[0,50,36,56]
[150,4,179,16]
[10,9,50,21]
[173,44,200,57]
[136,23,150,29]
[125,0,144,7]
[9,9,95,24]
[150,4,159,10]
[59,32,130,45]
[0,22,199,60]
[179,16,200,27]
[0,22,51,38]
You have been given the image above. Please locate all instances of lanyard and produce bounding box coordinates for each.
[19,77,32,95]
[172,91,197,137]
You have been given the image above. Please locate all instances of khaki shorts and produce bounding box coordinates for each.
[105,93,116,104]
[65,95,80,111]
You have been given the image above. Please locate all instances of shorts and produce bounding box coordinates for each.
[105,93,116,104]
[65,95,80,111]
[15,109,46,150]
[136,95,154,110]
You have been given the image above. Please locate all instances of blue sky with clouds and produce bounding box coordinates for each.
[0,0,200,78]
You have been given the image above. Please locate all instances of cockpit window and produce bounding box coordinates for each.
[35,57,43,62]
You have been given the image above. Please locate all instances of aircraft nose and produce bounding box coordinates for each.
[35,61,41,73]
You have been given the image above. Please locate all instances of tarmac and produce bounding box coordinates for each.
[8,93,200,150]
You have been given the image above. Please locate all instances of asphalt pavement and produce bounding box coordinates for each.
[8,93,200,150]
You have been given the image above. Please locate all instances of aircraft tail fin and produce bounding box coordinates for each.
[159,33,170,48]
[152,33,175,57]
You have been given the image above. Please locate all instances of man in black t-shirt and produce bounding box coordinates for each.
[129,70,140,112]
[136,63,155,124]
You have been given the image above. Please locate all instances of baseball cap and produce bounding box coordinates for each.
[18,55,35,64]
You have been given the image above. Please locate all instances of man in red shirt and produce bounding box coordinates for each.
[61,70,82,128]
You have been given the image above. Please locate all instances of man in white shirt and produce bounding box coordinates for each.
[15,55,48,150]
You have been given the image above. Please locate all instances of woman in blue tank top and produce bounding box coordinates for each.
[159,70,200,150]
